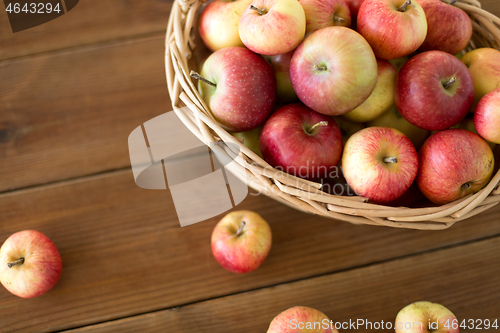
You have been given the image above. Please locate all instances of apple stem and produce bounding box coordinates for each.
[236,221,246,236]
[397,0,411,12]
[333,15,345,24]
[249,5,267,15]
[190,70,216,88]
[443,77,456,89]
[7,257,24,268]
[462,182,471,190]
[307,121,328,134]
[383,157,398,163]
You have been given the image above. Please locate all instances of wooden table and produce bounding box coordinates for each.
[1,1,499,332]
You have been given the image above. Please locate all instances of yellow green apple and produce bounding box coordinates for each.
[461,48,500,107]
[232,126,264,158]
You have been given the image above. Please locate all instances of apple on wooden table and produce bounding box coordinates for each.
[198,0,252,51]
[395,50,474,131]
[417,129,495,205]
[342,127,419,203]
[239,0,306,56]
[357,0,427,60]
[260,103,343,180]
[0,230,63,298]
[192,46,276,132]
[267,306,338,333]
[395,301,459,333]
[212,211,272,273]
[290,26,378,116]
[298,0,351,36]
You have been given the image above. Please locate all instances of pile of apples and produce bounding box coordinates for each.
[194,0,500,206]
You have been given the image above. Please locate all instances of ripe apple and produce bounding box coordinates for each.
[212,210,272,273]
[474,88,500,144]
[260,103,343,180]
[395,301,459,333]
[267,306,337,333]
[265,51,298,104]
[461,47,500,106]
[417,129,495,205]
[343,0,365,19]
[417,0,472,55]
[232,126,264,158]
[198,0,252,52]
[290,26,378,116]
[239,0,306,56]
[193,47,276,132]
[453,116,496,150]
[357,0,427,60]
[298,0,351,36]
[367,105,429,149]
[332,116,365,145]
[342,127,419,203]
[395,50,474,131]
[0,230,62,298]
[342,59,397,123]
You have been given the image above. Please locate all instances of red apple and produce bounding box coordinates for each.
[298,0,351,36]
[211,210,272,273]
[357,0,427,60]
[454,116,497,151]
[0,230,62,298]
[475,88,500,144]
[192,47,276,132]
[265,51,299,104]
[267,306,338,333]
[417,129,495,205]
[260,103,343,180]
[395,50,474,131]
[343,0,365,19]
[290,26,378,116]
[417,0,472,55]
[198,0,252,52]
[395,301,459,333]
[342,127,419,203]
[239,0,306,56]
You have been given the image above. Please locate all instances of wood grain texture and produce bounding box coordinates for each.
[0,170,500,332]
[0,0,172,61]
[0,36,169,192]
[64,236,500,333]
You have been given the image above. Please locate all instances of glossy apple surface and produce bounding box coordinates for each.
[461,48,500,106]
[357,0,427,60]
[454,116,497,150]
[343,59,396,123]
[239,0,306,55]
[342,127,419,203]
[395,50,474,131]
[212,210,272,273]
[290,26,377,116]
[418,0,472,55]
[395,301,459,333]
[197,47,276,132]
[474,88,500,144]
[0,230,62,298]
[198,0,252,51]
[417,129,494,205]
[260,103,343,180]
[267,306,337,333]
[265,51,298,104]
[298,0,351,36]
[367,105,429,149]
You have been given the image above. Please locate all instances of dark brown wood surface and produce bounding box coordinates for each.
[0,0,499,332]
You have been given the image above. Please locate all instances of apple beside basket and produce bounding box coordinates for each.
[165,0,500,230]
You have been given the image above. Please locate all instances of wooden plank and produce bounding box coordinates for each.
[0,35,169,192]
[0,170,500,332]
[64,236,500,333]
[0,0,172,61]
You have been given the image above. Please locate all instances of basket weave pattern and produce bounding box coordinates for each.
[165,0,500,230]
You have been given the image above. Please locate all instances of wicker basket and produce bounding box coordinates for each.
[165,0,500,230]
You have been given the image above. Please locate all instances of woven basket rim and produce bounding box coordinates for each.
[165,0,500,230]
